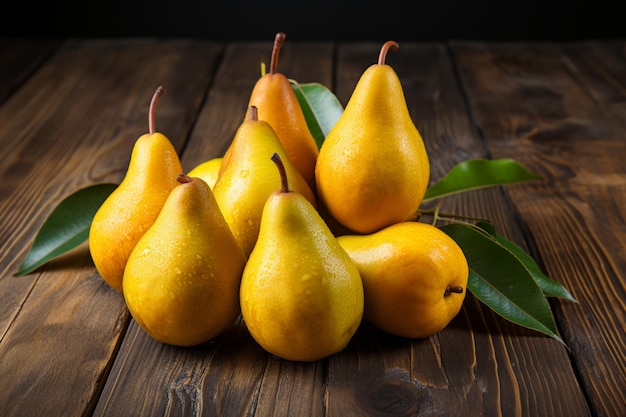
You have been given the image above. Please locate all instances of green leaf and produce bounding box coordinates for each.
[14,183,118,276]
[291,80,343,149]
[424,158,543,202]
[475,222,577,302]
[440,222,564,343]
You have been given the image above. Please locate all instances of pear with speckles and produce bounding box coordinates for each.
[89,86,183,292]
[240,153,363,361]
[213,105,316,257]
[315,41,430,234]
[122,174,246,347]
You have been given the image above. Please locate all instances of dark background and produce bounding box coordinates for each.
[4,0,624,41]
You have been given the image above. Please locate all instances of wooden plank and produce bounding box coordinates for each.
[92,39,335,416]
[0,39,223,417]
[562,40,626,105]
[325,41,591,417]
[0,38,61,105]
[2,38,619,417]
[451,41,626,417]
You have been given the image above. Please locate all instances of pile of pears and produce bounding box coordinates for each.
[88,33,469,361]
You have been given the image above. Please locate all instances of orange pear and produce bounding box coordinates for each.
[247,32,319,193]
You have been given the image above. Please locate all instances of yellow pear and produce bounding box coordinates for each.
[240,153,364,361]
[315,40,430,234]
[89,86,183,292]
[188,157,223,189]
[247,32,319,193]
[123,174,247,347]
[337,221,469,339]
[213,105,316,257]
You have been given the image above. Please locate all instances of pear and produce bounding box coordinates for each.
[89,86,183,292]
[247,32,319,193]
[240,153,364,362]
[123,174,247,347]
[188,157,223,189]
[213,105,316,257]
[337,221,468,339]
[315,41,430,234]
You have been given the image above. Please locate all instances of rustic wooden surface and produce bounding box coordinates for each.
[0,38,623,417]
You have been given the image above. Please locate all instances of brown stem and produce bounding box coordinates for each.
[378,41,399,65]
[270,32,286,75]
[247,105,259,122]
[149,85,165,134]
[177,173,193,184]
[444,285,464,297]
[270,152,290,193]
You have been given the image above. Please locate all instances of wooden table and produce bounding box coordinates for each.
[0,38,624,417]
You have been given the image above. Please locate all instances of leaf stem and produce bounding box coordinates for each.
[418,207,493,226]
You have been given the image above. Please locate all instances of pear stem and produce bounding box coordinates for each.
[270,32,286,75]
[177,173,193,184]
[149,85,165,134]
[378,41,399,65]
[270,152,290,193]
[445,285,464,296]
[248,105,259,122]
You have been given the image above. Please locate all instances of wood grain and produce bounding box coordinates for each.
[325,42,591,417]
[0,39,60,105]
[93,40,335,417]
[451,40,626,417]
[0,39,223,417]
[0,38,623,417]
